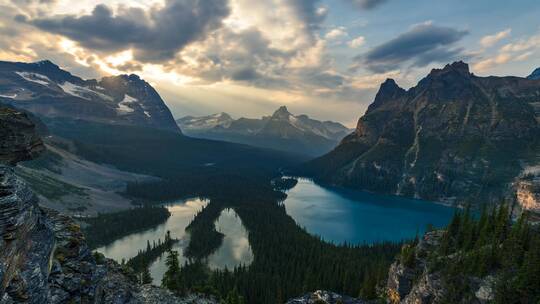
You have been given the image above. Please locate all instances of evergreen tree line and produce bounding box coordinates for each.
[271,177,298,191]
[126,231,178,284]
[427,205,540,303]
[82,205,170,249]
[121,172,404,303]
[161,194,402,304]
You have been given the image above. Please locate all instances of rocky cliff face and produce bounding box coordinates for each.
[0,108,44,165]
[305,62,540,205]
[0,107,215,303]
[386,231,495,304]
[0,60,180,133]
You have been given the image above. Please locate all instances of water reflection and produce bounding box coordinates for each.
[96,198,255,284]
[95,198,208,262]
[207,208,254,270]
[149,241,187,285]
[283,178,456,245]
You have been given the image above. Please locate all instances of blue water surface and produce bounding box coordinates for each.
[283,178,456,244]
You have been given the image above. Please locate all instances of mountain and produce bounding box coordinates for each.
[528,67,540,80]
[0,60,180,133]
[177,106,352,157]
[178,112,234,131]
[302,61,540,206]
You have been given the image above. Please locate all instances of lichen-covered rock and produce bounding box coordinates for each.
[286,290,366,304]
[0,108,52,303]
[516,179,540,219]
[135,285,217,304]
[0,108,44,165]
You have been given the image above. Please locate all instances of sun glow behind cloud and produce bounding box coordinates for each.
[1,0,539,125]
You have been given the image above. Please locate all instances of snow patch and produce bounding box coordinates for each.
[0,93,17,99]
[15,71,51,86]
[59,82,114,101]
[116,94,138,114]
[59,82,91,100]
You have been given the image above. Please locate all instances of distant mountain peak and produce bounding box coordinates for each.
[379,78,404,96]
[368,78,406,112]
[272,106,292,119]
[214,112,232,119]
[32,59,59,69]
[528,67,540,80]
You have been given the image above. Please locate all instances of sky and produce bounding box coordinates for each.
[1,0,539,127]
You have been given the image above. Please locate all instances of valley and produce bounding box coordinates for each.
[1,58,539,304]
[89,178,455,287]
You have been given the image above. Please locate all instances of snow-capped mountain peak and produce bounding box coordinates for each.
[0,60,180,133]
[177,106,352,156]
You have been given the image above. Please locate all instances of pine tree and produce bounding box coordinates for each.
[162,249,181,292]
[141,264,153,285]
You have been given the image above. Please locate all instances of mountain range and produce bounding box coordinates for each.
[0,60,304,215]
[177,106,352,156]
[302,62,540,207]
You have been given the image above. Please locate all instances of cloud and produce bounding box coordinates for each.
[501,33,540,53]
[288,0,327,39]
[480,28,511,48]
[472,31,540,72]
[325,27,348,40]
[348,36,365,48]
[344,0,388,10]
[174,27,293,88]
[24,0,230,62]
[473,53,512,72]
[355,23,468,73]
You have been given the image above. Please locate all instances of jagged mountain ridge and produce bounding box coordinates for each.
[177,106,352,156]
[0,60,180,133]
[303,61,540,205]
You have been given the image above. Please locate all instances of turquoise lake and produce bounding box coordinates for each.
[282,178,456,244]
[95,178,456,283]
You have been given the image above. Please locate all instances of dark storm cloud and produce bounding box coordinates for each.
[345,0,388,10]
[356,23,468,73]
[24,0,230,62]
[231,67,261,81]
[289,0,327,36]
[307,72,345,88]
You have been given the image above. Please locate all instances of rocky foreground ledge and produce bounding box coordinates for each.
[386,231,494,304]
[286,290,366,304]
[0,107,217,303]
